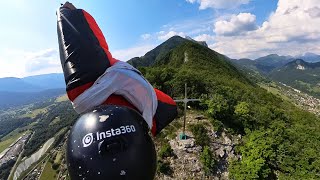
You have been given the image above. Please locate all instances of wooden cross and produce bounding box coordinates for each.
[174,83,200,140]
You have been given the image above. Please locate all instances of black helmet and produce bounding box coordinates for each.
[66,105,157,180]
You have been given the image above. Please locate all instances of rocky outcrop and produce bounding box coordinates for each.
[155,112,241,180]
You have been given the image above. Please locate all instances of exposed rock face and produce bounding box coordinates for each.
[155,112,241,180]
[195,115,205,120]
[185,36,208,47]
[297,64,305,70]
[155,131,206,180]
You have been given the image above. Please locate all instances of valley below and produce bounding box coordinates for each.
[260,82,320,116]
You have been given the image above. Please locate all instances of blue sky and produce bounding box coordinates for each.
[0,0,319,78]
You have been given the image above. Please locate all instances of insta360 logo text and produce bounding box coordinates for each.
[82,125,136,147]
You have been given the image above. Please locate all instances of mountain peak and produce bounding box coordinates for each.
[287,59,307,66]
[127,36,189,67]
[184,36,208,47]
[281,59,320,71]
[267,54,280,57]
[256,54,292,60]
[297,52,318,57]
[127,35,214,67]
[294,59,306,64]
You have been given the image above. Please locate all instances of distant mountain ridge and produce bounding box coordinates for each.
[231,54,294,74]
[231,52,320,74]
[268,59,320,98]
[279,59,320,70]
[0,77,42,92]
[295,52,320,63]
[232,54,320,98]
[0,88,65,109]
[23,73,65,90]
[0,73,65,109]
[0,73,65,92]
[255,54,293,69]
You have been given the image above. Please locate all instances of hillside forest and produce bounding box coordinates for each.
[130,37,320,179]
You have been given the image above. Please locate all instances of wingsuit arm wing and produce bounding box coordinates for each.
[152,89,178,136]
[57,5,118,100]
[57,3,177,136]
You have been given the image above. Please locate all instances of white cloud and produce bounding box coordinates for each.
[112,44,156,61]
[193,34,215,42]
[141,33,151,40]
[214,13,257,36]
[24,49,60,73]
[186,0,250,10]
[186,0,197,3]
[157,31,186,40]
[210,0,320,59]
[0,48,61,78]
[155,15,214,41]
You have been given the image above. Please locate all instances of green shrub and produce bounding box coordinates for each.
[200,146,216,175]
[0,159,15,179]
[190,124,209,147]
[210,119,223,135]
[52,163,60,170]
[161,120,182,140]
[159,142,174,159]
[157,160,173,175]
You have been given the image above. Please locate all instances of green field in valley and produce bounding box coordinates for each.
[39,161,58,180]
[20,107,49,119]
[0,130,27,153]
[258,83,292,102]
[55,95,68,103]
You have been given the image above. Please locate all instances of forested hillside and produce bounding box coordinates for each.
[131,37,320,179]
[23,100,78,157]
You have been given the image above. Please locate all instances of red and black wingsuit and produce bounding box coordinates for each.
[56,6,177,136]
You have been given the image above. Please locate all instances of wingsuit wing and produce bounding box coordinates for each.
[57,6,177,136]
[57,7,117,99]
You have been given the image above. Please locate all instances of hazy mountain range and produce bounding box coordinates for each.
[231,53,320,74]
[230,53,320,98]
[0,73,65,92]
[295,52,320,63]
[0,73,65,109]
